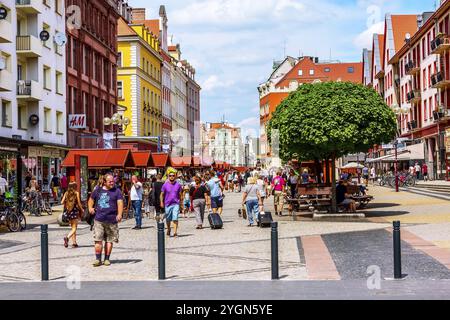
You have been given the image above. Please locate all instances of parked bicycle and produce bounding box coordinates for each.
[22,190,53,216]
[0,197,26,232]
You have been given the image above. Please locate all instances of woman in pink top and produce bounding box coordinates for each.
[271,171,286,216]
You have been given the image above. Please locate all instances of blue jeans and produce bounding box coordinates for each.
[246,199,259,225]
[132,200,142,227]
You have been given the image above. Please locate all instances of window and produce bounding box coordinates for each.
[57,111,63,134]
[298,70,303,76]
[1,100,12,127]
[118,52,122,68]
[55,0,63,15]
[56,71,63,94]
[18,105,27,130]
[117,81,123,99]
[44,66,51,90]
[348,67,354,73]
[324,67,331,72]
[44,108,51,132]
[309,69,314,76]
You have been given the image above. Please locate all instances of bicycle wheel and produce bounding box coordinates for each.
[18,212,27,231]
[44,201,53,215]
[6,211,20,232]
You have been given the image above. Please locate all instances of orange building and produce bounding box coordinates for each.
[258,56,363,167]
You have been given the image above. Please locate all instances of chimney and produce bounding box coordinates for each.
[132,8,146,21]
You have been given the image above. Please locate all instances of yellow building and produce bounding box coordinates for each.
[117,17,163,149]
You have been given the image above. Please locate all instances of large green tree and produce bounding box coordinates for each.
[268,81,397,212]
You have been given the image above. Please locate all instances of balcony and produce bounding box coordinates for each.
[431,71,450,89]
[405,60,420,75]
[16,35,42,57]
[0,17,13,43]
[431,34,450,55]
[407,120,418,131]
[17,80,41,101]
[406,90,421,104]
[0,69,13,92]
[15,0,41,14]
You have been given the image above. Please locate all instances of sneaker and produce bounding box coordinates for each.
[103,260,111,267]
[64,237,69,248]
[93,260,102,267]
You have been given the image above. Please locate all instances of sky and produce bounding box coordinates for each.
[129,0,437,139]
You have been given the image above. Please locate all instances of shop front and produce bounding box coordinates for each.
[24,146,67,192]
[0,144,21,198]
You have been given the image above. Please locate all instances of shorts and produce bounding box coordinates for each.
[340,199,353,208]
[210,196,223,209]
[165,205,180,222]
[274,191,284,207]
[363,175,369,180]
[183,199,191,208]
[93,220,119,243]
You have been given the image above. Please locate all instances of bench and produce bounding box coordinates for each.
[346,185,374,209]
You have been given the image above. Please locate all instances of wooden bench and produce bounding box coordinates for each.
[346,185,374,209]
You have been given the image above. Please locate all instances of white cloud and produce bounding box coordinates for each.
[353,21,384,50]
[201,75,235,92]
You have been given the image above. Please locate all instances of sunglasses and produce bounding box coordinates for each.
[169,175,176,177]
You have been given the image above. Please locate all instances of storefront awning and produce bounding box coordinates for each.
[151,153,170,168]
[374,143,425,162]
[367,154,395,163]
[171,156,193,168]
[61,149,135,168]
[131,151,154,168]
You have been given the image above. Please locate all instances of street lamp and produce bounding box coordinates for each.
[393,104,411,192]
[103,113,131,149]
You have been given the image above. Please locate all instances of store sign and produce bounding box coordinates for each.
[23,158,37,169]
[68,114,87,129]
[446,129,450,150]
[28,146,63,158]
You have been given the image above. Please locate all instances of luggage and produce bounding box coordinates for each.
[208,212,223,230]
[259,211,273,228]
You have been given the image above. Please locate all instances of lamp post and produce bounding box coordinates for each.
[103,113,131,149]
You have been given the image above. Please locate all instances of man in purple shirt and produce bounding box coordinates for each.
[160,170,184,237]
[88,173,123,267]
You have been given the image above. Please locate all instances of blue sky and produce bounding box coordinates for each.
[129,0,437,139]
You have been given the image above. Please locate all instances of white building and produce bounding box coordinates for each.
[202,122,245,166]
[0,0,67,188]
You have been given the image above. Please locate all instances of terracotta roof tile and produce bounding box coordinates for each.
[118,17,138,37]
[132,19,160,37]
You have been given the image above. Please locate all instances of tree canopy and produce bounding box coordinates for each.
[267,82,397,162]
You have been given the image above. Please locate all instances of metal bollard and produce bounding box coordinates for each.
[41,225,49,281]
[271,222,279,280]
[393,221,402,279]
[157,222,166,280]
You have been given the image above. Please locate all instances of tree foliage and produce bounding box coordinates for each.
[267,82,397,162]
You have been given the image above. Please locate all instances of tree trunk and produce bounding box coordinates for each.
[314,158,322,184]
[325,159,331,187]
[331,154,337,213]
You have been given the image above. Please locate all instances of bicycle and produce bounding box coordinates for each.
[0,199,27,232]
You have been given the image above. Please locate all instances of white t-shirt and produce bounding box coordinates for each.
[0,177,7,195]
[415,165,421,173]
[130,182,143,201]
[256,179,266,197]
[370,168,376,177]
[409,166,415,175]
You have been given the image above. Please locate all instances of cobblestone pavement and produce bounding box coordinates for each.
[0,188,448,284]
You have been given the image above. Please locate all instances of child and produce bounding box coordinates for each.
[183,185,191,218]
[143,183,152,219]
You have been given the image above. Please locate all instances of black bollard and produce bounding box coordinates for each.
[393,221,402,279]
[271,222,279,280]
[41,225,49,281]
[157,222,166,280]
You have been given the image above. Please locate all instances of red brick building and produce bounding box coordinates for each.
[65,0,124,148]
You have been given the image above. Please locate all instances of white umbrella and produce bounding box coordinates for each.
[341,162,364,169]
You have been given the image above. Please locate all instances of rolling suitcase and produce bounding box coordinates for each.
[208,212,223,230]
[259,211,273,228]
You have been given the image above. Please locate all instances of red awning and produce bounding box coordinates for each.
[171,156,193,168]
[201,156,214,167]
[61,149,135,168]
[151,153,169,168]
[131,151,153,168]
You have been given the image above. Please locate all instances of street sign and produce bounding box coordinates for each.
[103,133,114,149]
[68,114,86,129]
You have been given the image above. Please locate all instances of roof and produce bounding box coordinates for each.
[391,15,418,53]
[168,45,177,51]
[61,150,135,168]
[151,153,169,168]
[118,17,138,37]
[170,157,193,168]
[132,19,160,37]
[131,151,153,168]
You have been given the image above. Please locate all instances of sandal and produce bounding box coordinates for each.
[64,237,69,248]
[72,243,79,248]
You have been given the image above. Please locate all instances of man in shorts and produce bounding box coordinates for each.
[160,169,184,237]
[88,173,123,267]
[206,170,224,215]
[271,170,286,216]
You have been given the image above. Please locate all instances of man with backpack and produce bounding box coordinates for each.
[271,170,286,216]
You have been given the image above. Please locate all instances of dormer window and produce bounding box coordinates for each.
[309,69,315,76]
[298,70,303,76]
[348,67,354,73]
[324,68,331,72]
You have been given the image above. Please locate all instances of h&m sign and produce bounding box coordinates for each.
[68,114,87,129]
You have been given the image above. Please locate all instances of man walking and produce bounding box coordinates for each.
[206,171,225,216]
[414,162,421,180]
[88,174,123,267]
[130,175,143,230]
[160,169,184,237]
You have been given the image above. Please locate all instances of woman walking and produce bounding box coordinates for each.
[190,176,210,229]
[62,182,84,248]
[242,177,262,227]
